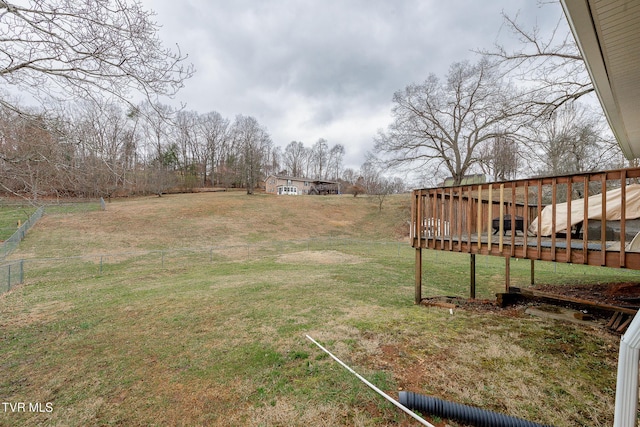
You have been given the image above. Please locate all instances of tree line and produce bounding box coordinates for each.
[0,101,377,199]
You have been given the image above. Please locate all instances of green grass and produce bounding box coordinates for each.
[0,192,632,426]
[419,250,640,299]
[0,206,35,240]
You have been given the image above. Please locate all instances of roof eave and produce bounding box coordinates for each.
[560,0,637,160]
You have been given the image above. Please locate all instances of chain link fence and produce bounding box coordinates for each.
[3,236,640,299]
[0,259,24,294]
[0,206,44,260]
[0,237,413,296]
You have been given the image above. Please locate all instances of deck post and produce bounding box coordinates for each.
[505,256,511,292]
[530,259,535,286]
[415,248,422,304]
[470,254,476,299]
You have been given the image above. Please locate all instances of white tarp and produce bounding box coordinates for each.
[529,184,640,236]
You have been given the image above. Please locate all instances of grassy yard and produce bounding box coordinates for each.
[0,206,36,241]
[0,192,636,426]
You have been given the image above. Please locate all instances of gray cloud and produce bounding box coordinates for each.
[145,0,566,170]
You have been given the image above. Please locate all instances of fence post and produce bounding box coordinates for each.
[19,260,24,284]
[7,264,11,290]
[1,205,46,260]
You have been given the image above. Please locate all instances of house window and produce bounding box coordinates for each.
[277,185,298,195]
[287,179,292,185]
[304,181,309,186]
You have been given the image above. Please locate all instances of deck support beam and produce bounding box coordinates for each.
[530,259,535,286]
[505,257,511,292]
[415,248,422,304]
[470,254,476,299]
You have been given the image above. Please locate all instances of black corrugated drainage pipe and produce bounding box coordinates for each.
[399,391,553,427]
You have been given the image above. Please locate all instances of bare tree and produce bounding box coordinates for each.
[526,102,621,176]
[62,100,134,197]
[199,111,229,186]
[138,102,176,195]
[230,115,272,195]
[0,107,69,200]
[283,141,306,177]
[310,138,329,179]
[0,0,194,115]
[478,135,519,181]
[353,160,405,210]
[263,145,281,178]
[328,144,345,180]
[375,59,532,186]
[479,6,592,115]
[175,110,200,190]
[341,168,357,185]
[359,160,381,195]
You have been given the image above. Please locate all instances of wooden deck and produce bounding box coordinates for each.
[411,167,640,304]
[418,232,640,268]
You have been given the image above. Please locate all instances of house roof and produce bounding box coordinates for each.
[266,174,337,184]
[266,174,310,181]
[561,0,640,160]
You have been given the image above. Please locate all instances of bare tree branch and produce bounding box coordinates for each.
[376,59,534,185]
[477,6,593,115]
[0,0,194,114]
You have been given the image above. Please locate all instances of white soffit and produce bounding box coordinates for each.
[561,0,640,160]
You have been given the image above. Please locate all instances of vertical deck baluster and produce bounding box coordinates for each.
[511,182,516,257]
[467,186,473,251]
[567,179,573,263]
[601,174,607,266]
[449,187,454,251]
[431,189,437,249]
[583,176,589,264]
[416,190,421,243]
[551,178,557,262]
[457,186,463,252]
[440,188,446,249]
[537,181,542,259]
[488,184,493,252]
[523,181,529,259]
[499,184,504,254]
[477,185,483,252]
[621,170,627,268]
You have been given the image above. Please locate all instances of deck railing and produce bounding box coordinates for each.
[411,167,640,271]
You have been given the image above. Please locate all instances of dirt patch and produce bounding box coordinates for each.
[532,282,640,307]
[276,250,365,265]
[0,300,74,328]
[424,282,640,316]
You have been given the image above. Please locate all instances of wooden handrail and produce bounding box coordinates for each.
[410,167,640,271]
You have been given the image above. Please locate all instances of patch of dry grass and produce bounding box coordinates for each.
[11,192,409,259]
[276,250,366,265]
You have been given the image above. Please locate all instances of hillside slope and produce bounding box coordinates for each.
[16,192,411,258]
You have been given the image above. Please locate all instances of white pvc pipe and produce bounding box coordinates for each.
[305,335,435,427]
[613,313,640,427]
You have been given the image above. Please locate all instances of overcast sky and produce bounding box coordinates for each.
[144,0,568,172]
